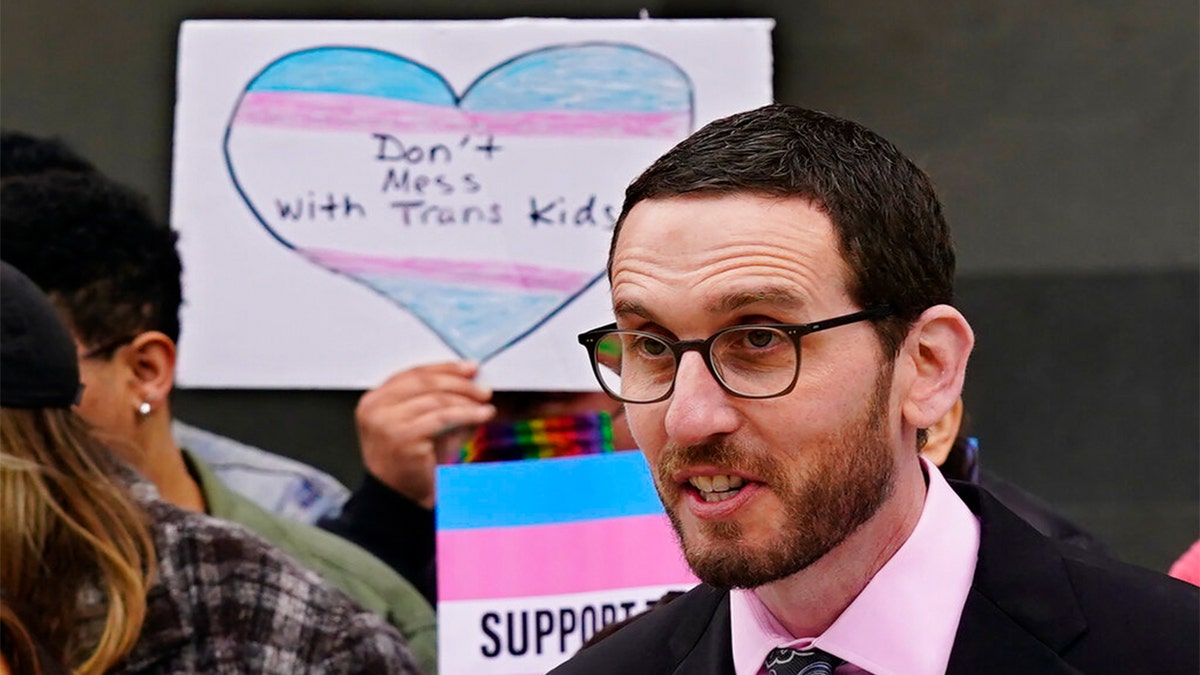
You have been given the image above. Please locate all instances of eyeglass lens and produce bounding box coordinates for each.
[591,327,798,402]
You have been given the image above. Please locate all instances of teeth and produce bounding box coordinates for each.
[688,474,745,498]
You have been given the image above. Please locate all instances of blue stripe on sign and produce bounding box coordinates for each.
[248,47,456,105]
[436,451,666,530]
[461,44,693,112]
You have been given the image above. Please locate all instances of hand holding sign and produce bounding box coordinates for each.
[355,361,495,509]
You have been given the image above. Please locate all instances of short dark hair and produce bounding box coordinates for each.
[611,104,955,354]
[0,169,183,349]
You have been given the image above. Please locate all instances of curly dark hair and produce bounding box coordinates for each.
[1,130,96,178]
[0,168,183,349]
[612,104,956,355]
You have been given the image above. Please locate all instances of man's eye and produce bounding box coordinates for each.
[634,336,669,357]
[745,329,779,348]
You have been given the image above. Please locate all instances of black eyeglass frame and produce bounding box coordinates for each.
[79,334,138,360]
[577,305,893,404]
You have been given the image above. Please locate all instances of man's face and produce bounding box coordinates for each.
[610,193,900,588]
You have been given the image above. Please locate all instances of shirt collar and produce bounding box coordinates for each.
[180,448,236,517]
[731,456,980,675]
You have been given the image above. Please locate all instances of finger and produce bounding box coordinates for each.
[368,389,495,424]
[373,399,497,443]
[358,392,492,452]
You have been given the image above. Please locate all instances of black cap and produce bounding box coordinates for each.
[1,261,81,408]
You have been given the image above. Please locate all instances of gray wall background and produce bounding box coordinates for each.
[3,0,1197,571]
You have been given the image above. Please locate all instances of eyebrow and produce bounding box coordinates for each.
[613,288,804,322]
[707,288,804,314]
[613,298,654,321]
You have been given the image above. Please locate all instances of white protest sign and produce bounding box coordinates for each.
[172,19,773,389]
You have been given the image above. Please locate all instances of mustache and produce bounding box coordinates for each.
[656,437,778,483]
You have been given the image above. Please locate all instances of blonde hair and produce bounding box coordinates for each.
[0,407,155,674]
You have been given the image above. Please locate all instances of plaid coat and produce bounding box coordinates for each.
[101,486,423,674]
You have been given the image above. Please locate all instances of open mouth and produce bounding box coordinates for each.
[687,474,746,503]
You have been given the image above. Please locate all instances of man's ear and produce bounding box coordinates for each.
[121,331,177,411]
[920,397,964,466]
[899,305,973,431]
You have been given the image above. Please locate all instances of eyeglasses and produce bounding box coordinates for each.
[79,334,137,360]
[577,306,892,404]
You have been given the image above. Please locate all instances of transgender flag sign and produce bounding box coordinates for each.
[437,452,698,674]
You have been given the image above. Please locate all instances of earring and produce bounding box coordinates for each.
[137,401,152,416]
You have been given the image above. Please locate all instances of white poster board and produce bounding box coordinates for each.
[171,19,773,389]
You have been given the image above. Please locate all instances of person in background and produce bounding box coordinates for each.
[922,397,1111,554]
[0,262,420,674]
[0,130,352,526]
[0,157,437,673]
[320,360,637,603]
[550,103,1196,674]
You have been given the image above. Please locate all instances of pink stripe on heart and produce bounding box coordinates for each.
[234,91,690,137]
[303,248,593,293]
[236,92,472,133]
[436,514,696,601]
[461,109,690,137]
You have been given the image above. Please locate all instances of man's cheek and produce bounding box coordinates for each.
[625,409,660,450]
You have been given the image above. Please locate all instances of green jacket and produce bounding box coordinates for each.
[184,450,437,674]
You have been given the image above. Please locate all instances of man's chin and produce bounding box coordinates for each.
[677,533,770,589]
[677,522,830,589]
[683,546,802,589]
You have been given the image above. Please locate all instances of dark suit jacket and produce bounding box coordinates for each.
[550,482,1199,675]
[977,471,1110,555]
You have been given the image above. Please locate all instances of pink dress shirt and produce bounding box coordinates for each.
[730,457,980,675]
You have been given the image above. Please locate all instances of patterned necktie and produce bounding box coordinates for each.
[763,646,844,675]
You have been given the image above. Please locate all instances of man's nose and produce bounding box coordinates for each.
[663,351,740,446]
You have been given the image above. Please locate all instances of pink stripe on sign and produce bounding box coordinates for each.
[303,248,593,292]
[437,514,696,601]
[461,110,690,138]
[234,91,689,137]
[235,92,472,133]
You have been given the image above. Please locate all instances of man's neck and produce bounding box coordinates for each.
[752,459,928,638]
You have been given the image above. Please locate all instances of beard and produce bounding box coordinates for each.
[654,363,897,589]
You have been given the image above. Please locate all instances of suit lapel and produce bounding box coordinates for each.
[669,588,736,675]
[947,588,1086,675]
[947,482,1088,675]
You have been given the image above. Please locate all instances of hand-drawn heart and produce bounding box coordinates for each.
[225,44,693,361]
